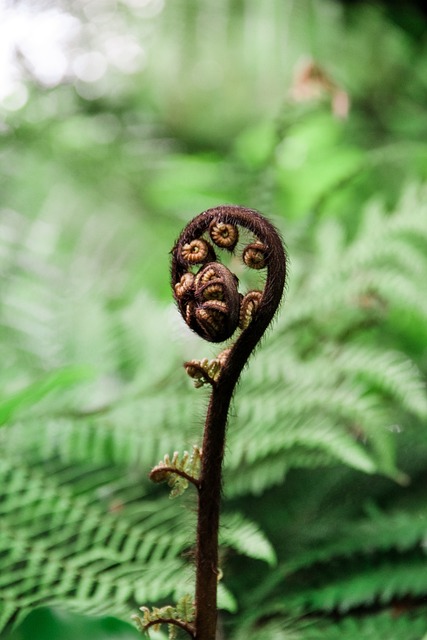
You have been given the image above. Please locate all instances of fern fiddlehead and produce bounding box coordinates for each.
[140,206,287,639]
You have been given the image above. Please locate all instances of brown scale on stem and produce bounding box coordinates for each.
[143,205,287,640]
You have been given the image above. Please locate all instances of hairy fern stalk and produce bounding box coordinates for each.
[133,206,288,639]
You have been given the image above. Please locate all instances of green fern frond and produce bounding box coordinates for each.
[326,345,427,420]
[220,512,276,566]
[282,556,427,615]
[246,608,427,640]
[232,617,302,640]
[0,366,94,427]
[279,506,427,580]
[297,609,427,640]
[228,407,383,482]
[225,445,341,497]
[0,457,190,633]
[244,497,427,625]
[282,188,427,337]
[0,388,199,471]
[0,455,276,632]
[250,342,427,422]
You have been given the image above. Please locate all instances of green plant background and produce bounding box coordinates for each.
[1,1,427,638]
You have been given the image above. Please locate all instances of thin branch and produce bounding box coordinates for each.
[149,465,200,489]
[144,617,196,638]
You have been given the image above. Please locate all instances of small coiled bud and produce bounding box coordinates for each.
[174,272,195,299]
[209,221,239,250]
[194,266,218,287]
[176,262,240,343]
[195,302,228,339]
[242,242,267,269]
[239,290,263,329]
[181,239,213,264]
[202,283,224,300]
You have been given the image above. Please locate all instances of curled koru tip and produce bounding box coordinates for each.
[171,205,287,385]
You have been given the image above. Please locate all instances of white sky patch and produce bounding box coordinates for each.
[0,4,80,106]
[73,51,108,83]
[0,0,161,109]
[104,34,145,74]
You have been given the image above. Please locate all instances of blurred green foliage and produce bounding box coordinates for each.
[6,607,140,640]
[2,0,427,639]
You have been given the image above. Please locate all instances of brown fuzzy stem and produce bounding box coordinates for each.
[171,206,287,640]
[194,383,234,638]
